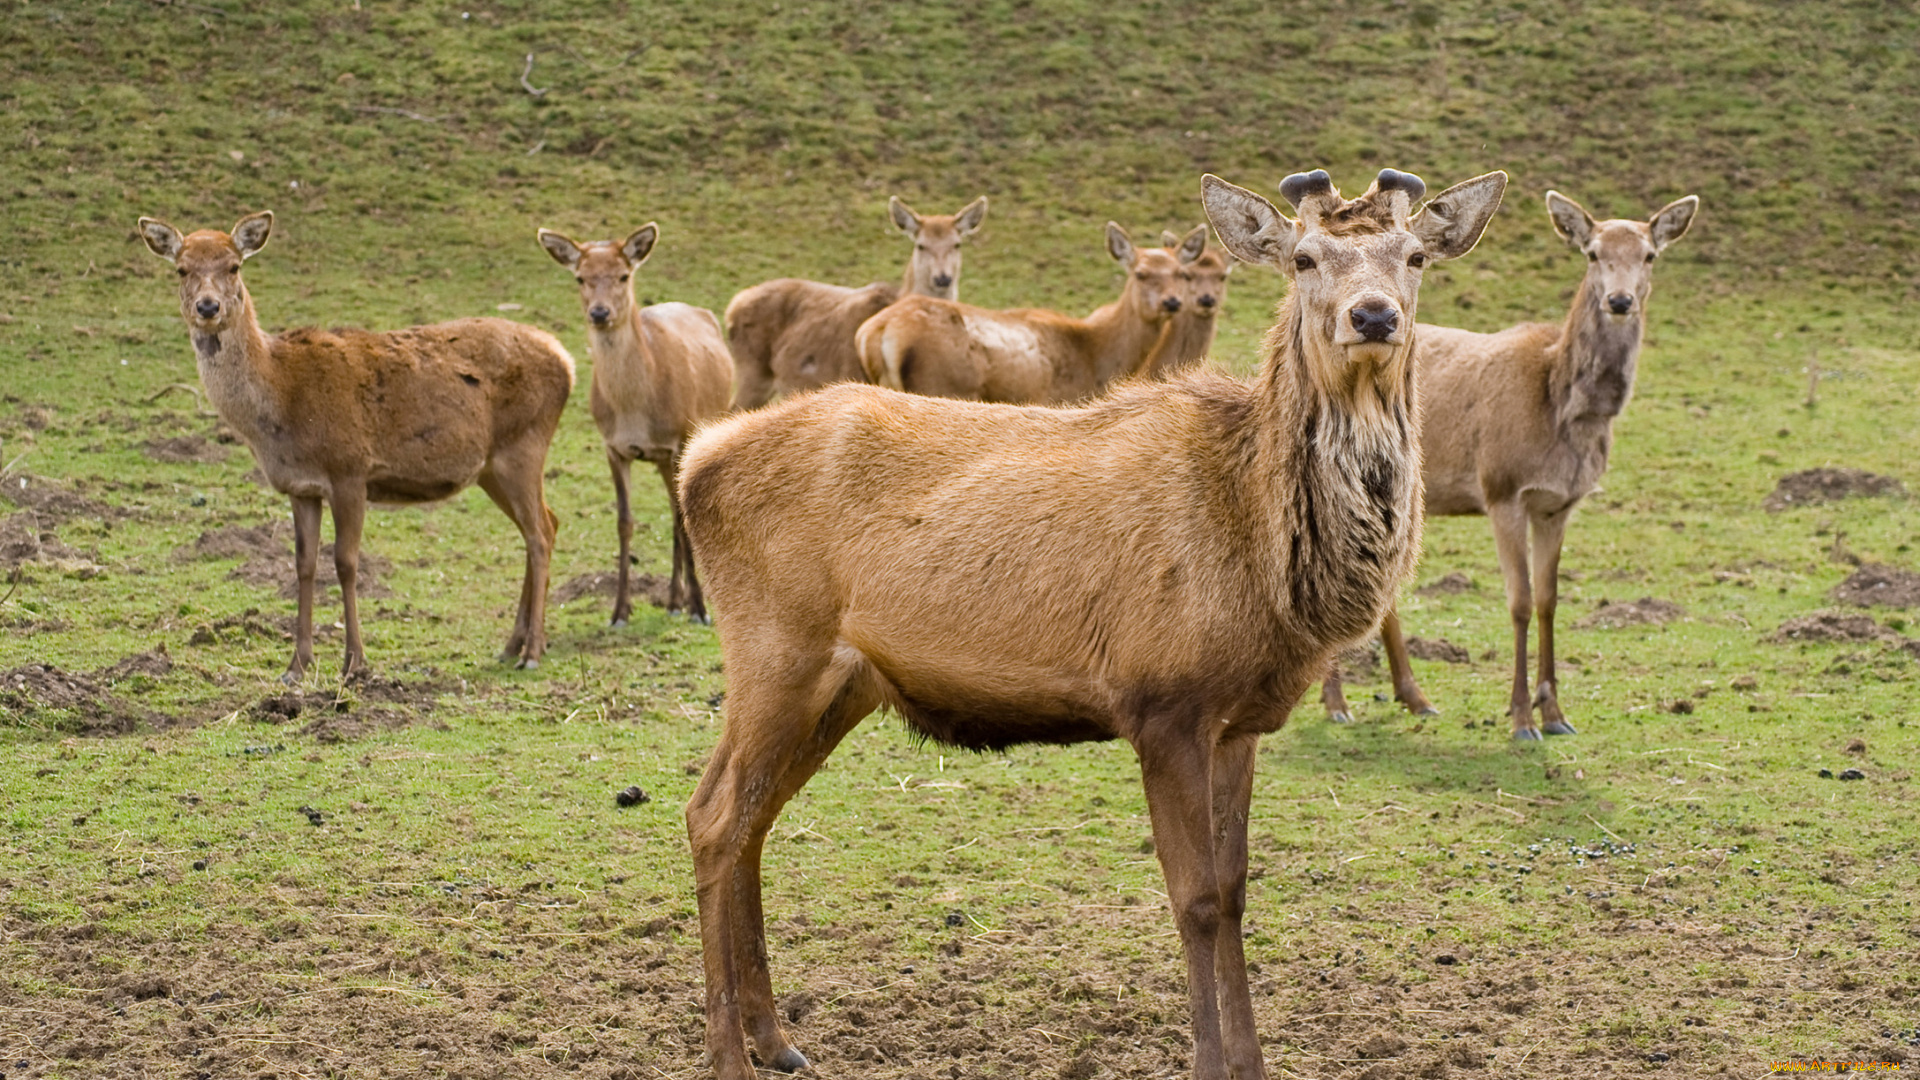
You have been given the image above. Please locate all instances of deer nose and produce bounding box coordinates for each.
[1197,293,1217,309]
[1349,302,1398,342]
[589,304,612,325]
[194,298,221,320]
[932,274,953,289]
[1161,296,1182,313]
[1607,293,1634,315]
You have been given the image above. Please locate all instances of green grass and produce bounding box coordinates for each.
[3,1,1919,1077]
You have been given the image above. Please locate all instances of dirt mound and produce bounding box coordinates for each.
[140,434,230,464]
[174,520,290,562]
[1763,467,1906,511]
[0,663,157,734]
[1406,636,1472,663]
[1330,640,1379,681]
[552,570,671,608]
[1831,562,1920,608]
[98,646,172,683]
[246,674,448,742]
[0,474,119,526]
[0,511,83,567]
[1770,610,1897,644]
[1574,597,1684,629]
[1416,571,1475,596]
[228,546,394,599]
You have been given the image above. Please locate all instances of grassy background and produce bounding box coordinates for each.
[2,1,1919,1077]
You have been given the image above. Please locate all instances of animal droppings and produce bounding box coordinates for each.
[615,785,650,807]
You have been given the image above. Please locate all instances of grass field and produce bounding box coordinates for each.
[3,1,1919,1077]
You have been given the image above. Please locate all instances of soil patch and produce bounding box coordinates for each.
[1763,467,1907,511]
[1769,610,1899,645]
[0,511,85,567]
[0,473,120,527]
[1331,640,1379,681]
[1831,562,1920,608]
[227,546,395,599]
[249,674,450,743]
[98,646,173,683]
[1415,571,1475,597]
[1405,636,1472,663]
[0,663,159,734]
[552,570,671,608]
[1573,597,1684,630]
[175,520,289,562]
[140,434,230,464]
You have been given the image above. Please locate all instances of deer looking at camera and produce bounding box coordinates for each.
[853,221,1193,403]
[1145,224,1234,377]
[1319,189,1699,739]
[139,211,575,679]
[677,167,1506,1080]
[537,224,731,624]
[723,196,987,410]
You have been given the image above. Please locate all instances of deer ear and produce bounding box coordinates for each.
[623,223,659,267]
[1649,195,1698,252]
[888,196,921,238]
[1175,223,1208,264]
[537,228,583,271]
[1411,171,1508,262]
[1201,175,1298,268]
[1544,190,1594,249]
[1104,221,1136,265]
[138,217,183,262]
[231,211,273,260]
[953,196,988,237]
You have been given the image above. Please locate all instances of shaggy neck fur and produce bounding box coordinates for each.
[1249,292,1423,650]
[1552,273,1644,425]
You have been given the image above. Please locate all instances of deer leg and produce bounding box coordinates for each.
[727,361,777,413]
[659,451,707,623]
[328,482,369,681]
[1488,502,1538,740]
[1381,608,1437,715]
[1135,725,1229,1080]
[608,448,635,627]
[478,438,556,669]
[686,649,871,1080]
[284,495,323,684]
[1209,731,1267,1080]
[1319,656,1353,723]
[1530,509,1576,736]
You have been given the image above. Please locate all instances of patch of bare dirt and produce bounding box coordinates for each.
[552,570,671,608]
[1405,636,1471,663]
[1415,571,1475,596]
[175,520,288,561]
[1763,467,1907,511]
[225,546,394,599]
[188,607,294,647]
[139,433,230,464]
[248,674,450,743]
[0,663,159,734]
[98,645,172,683]
[1331,639,1380,681]
[1831,562,1920,608]
[1573,597,1685,629]
[0,473,120,526]
[1770,610,1901,645]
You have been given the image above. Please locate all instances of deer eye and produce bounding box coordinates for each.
[227,264,240,275]
[1407,252,1426,269]
[1587,251,1598,263]
[1644,252,1656,264]
[619,274,629,283]
[176,267,188,277]
[575,276,584,284]
[1294,255,1315,272]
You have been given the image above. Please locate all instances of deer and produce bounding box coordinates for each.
[723,195,988,410]
[852,221,1194,404]
[1318,189,1699,739]
[536,224,732,624]
[138,211,575,679]
[677,166,1507,1080]
[1145,224,1234,377]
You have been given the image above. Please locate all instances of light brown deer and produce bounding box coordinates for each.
[1319,189,1699,738]
[537,224,731,624]
[723,195,988,410]
[678,167,1507,1080]
[1145,224,1234,377]
[138,211,575,678]
[852,221,1192,403]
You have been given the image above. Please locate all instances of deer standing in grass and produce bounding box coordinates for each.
[723,196,987,410]
[853,221,1194,403]
[538,224,731,624]
[139,211,574,678]
[1145,224,1234,377]
[678,167,1506,1080]
[1319,190,1699,738]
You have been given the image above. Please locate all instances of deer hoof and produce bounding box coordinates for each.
[279,669,302,687]
[1542,719,1578,736]
[1511,727,1544,742]
[609,616,629,629]
[1327,709,1353,724]
[767,1047,809,1073]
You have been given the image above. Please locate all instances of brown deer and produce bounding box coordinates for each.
[1318,189,1699,738]
[1145,224,1234,377]
[138,211,575,679]
[852,221,1193,403]
[678,167,1507,1080]
[723,195,988,410]
[537,224,731,624]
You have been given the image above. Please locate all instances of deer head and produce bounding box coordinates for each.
[1546,191,1698,319]
[890,195,988,300]
[138,210,273,337]
[1110,222,1188,324]
[1202,168,1507,397]
[1163,224,1230,319]
[538,224,658,330]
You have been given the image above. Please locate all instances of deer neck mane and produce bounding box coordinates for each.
[1553,274,1644,425]
[192,286,281,442]
[1249,295,1423,648]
